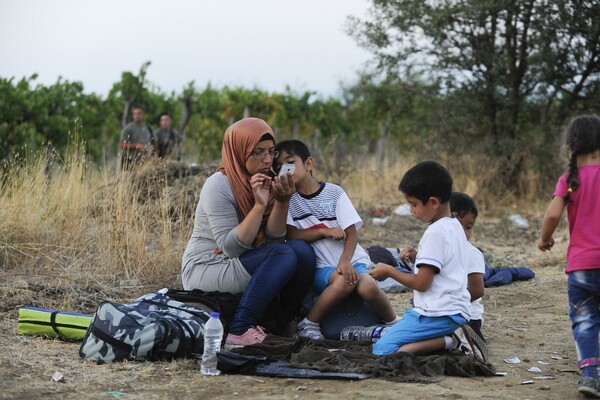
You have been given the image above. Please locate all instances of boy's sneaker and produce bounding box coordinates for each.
[224,326,267,348]
[384,315,401,326]
[579,377,600,398]
[297,320,325,340]
[452,325,488,363]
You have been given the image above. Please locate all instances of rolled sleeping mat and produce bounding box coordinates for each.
[18,307,93,341]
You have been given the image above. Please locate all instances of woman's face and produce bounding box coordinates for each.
[245,139,277,175]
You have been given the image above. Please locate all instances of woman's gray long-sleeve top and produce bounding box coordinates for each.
[181,172,285,293]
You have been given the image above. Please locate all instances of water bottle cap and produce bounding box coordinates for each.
[209,312,220,318]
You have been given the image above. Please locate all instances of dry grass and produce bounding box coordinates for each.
[0,147,214,313]
[0,145,553,313]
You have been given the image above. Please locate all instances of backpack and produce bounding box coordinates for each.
[164,289,241,336]
[79,289,210,363]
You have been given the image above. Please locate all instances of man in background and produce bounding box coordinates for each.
[119,106,156,170]
[154,112,181,160]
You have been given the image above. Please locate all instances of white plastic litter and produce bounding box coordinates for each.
[510,214,529,229]
[528,367,542,373]
[504,357,522,364]
[394,204,411,216]
[372,217,391,225]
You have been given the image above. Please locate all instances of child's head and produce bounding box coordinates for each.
[274,139,314,183]
[564,114,600,202]
[399,161,452,223]
[450,192,478,241]
[399,161,452,204]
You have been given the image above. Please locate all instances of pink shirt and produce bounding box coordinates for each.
[554,165,600,273]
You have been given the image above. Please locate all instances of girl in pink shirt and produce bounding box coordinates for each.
[539,114,600,398]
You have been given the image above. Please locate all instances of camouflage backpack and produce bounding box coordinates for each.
[79,289,210,363]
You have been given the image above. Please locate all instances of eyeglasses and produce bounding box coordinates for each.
[250,149,279,160]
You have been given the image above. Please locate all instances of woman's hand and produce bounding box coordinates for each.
[272,173,295,202]
[250,173,272,208]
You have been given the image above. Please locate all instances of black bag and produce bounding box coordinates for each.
[165,289,242,336]
[166,289,291,336]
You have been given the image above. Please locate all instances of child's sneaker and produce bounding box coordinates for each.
[384,315,401,326]
[452,325,487,363]
[224,326,267,348]
[579,377,600,398]
[297,319,325,340]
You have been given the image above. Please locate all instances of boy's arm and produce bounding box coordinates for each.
[467,272,484,301]
[285,225,346,243]
[538,196,566,251]
[369,263,436,292]
[336,224,359,285]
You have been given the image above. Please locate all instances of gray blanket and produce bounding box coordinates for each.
[234,336,496,383]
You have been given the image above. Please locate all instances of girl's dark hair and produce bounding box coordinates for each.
[450,192,478,218]
[564,114,600,203]
[276,139,312,161]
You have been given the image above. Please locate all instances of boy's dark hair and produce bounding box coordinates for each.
[564,114,600,203]
[450,192,478,218]
[276,139,312,162]
[399,161,452,204]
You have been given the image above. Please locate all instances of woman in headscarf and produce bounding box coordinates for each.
[182,118,316,346]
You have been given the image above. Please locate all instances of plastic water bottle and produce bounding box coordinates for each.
[201,312,223,376]
[339,325,388,342]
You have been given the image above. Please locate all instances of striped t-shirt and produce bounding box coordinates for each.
[287,182,370,269]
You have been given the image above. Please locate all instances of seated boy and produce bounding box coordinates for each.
[369,161,480,358]
[275,139,399,340]
[450,192,485,341]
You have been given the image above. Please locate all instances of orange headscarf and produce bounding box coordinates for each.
[217,118,276,224]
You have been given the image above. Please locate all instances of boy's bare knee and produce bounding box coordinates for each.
[330,274,356,295]
[356,277,382,300]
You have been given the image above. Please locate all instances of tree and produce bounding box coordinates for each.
[0,75,111,161]
[347,0,600,190]
[108,61,152,128]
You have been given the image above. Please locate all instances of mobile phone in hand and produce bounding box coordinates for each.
[278,163,296,176]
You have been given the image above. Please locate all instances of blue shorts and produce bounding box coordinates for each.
[373,308,467,355]
[313,262,370,294]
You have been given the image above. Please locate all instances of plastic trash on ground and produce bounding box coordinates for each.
[394,204,411,216]
[510,214,529,229]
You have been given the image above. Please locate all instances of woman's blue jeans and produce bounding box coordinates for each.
[229,239,316,334]
[568,270,600,374]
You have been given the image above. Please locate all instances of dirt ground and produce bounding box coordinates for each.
[0,211,582,400]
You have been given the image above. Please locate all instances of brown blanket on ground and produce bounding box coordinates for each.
[234,335,496,383]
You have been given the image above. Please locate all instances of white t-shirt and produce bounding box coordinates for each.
[467,242,485,321]
[287,182,370,269]
[413,217,471,320]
